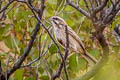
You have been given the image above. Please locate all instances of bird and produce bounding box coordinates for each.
[49,16,97,64]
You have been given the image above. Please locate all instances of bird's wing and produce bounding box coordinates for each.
[67,26,86,51]
[67,26,98,63]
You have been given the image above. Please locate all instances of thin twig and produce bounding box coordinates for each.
[63,25,69,80]
[25,1,64,61]
[0,0,14,13]
[51,25,69,80]
[84,0,91,13]
[7,22,41,78]
[103,2,120,25]
[35,65,39,80]
[76,0,79,7]
[7,0,45,78]
[55,0,65,15]
[21,30,51,68]
[66,0,90,18]
[94,0,109,13]
[6,53,10,80]
[89,0,95,11]
[57,2,66,15]
[89,0,95,10]
[94,0,99,6]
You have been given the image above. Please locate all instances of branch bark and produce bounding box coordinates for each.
[66,0,90,18]
[7,0,45,79]
[94,0,109,13]
[0,0,119,80]
[7,23,41,78]
[66,1,112,80]
[0,0,14,13]
[51,25,69,80]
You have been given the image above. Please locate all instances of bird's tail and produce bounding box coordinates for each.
[81,51,97,64]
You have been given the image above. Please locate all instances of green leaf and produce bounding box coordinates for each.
[0,27,5,35]
[79,16,85,24]
[69,54,77,71]
[49,44,57,54]
[88,49,100,59]
[14,69,24,80]
[0,24,10,41]
[48,54,59,69]
[8,9,14,19]
[40,76,49,80]
[38,66,44,74]
[4,35,12,49]
[77,56,87,70]
[24,77,35,80]
[15,7,30,21]
[12,37,20,54]
[3,24,11,34]
[0,52,8,56]
[66,19,75,27]
[0,27,4,41]
[9,77,14,80]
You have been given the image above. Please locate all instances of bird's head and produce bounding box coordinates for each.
[49,16,67,29]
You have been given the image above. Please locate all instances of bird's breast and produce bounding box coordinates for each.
[53,27,66,47]
[53,27,63,38]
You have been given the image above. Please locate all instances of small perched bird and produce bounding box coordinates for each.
[50,16,97,63]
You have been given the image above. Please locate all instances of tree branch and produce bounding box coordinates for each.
[94,0,109,13]
[7,22,41,78]
[0,60,5,80]
[83,0,91,13]
[66,0,90,18]
[25,1,64,61]
[51,25,69,80]
[0,0,14,13]
[7,0,45,78]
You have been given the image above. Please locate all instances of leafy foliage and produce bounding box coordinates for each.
[0,0,120,80]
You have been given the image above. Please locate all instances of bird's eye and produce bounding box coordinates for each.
[53,18,58,20]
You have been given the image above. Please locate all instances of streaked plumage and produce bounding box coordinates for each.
[50,16,97,63]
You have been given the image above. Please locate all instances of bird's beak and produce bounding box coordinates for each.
[49,18,51,21]
[49,17,53,21]
[48,17,53,25]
